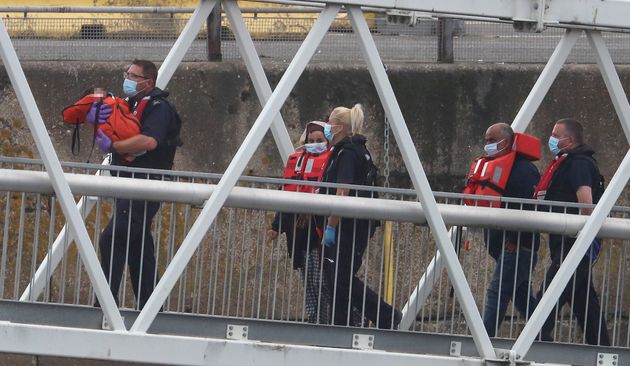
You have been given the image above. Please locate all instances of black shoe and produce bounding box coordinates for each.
[393,310,402,330]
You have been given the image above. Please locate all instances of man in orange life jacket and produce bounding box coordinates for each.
[534,118,610,345]
[88,59,182,309]
[473,123,541,337]
[267,121,332,324]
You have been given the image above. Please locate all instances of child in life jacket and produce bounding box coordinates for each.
[267,121,333,324]
[62,87,142,155]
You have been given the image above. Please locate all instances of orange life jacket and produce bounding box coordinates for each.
[282,150,331,193]
[463,133,541,207]
[62,93,144,143]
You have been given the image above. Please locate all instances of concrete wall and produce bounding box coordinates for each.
[1,62,629,200]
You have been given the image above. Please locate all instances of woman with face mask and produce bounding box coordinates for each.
[319,104,401,329]
[267,121,333,324]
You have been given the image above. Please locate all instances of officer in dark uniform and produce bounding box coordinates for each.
[320,104,400,329]
[535,118,610,345]
[89,59,181,309]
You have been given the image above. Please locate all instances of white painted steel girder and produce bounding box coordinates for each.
[0,321,566,366]
[156,0,218,89]
[223,0,294,162]
[347,5,495,358]
[587,31,630,141]
[511,29,579,133]
[257,0,630,31]
[19,157,111,302]
[130,4,342,334]
[0,17,125,331]
[4,169,630,240]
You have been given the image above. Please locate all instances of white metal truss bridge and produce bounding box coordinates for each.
[2,0,630,365]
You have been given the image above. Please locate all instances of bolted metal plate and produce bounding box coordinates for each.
[101,316,124,331]
[226,324,248,340]
[598,353,619,366]
[352,334,374,350]
[449,341,461,357]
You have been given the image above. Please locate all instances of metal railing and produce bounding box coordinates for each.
[1,156,630,347]
[2,6,630,64]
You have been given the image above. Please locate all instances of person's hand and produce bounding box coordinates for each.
[321,225,337,247]
[267,229,278,241]
[95,130,112,152]
[505,241,518,253]
[85,102,112,125]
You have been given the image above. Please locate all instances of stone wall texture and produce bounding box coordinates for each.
[2,61,628,200]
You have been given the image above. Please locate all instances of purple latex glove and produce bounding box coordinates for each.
[85,102,112,125]
[95,130,112,152]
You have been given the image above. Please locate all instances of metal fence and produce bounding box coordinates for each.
[1,156,630,347]
[2,10,630,64]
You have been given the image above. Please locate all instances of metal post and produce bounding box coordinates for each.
[156,0,218,89]
[20,196,97,301]
[223,0,294,162]
[587,30,630,140]
[130,4,341,333]
[511,29,580,133]
[0,19,124,330]
[437,18,454,63]
[207,2,222,61]
[347,6,495,359]
[399,227,456,330]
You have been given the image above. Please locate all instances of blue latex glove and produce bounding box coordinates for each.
[95,130,112,152]
[322,225,337,247]
[85,102,112,125]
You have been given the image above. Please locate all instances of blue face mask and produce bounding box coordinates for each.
[123,78,140,97]
[123,79,146,98]
[305,142,328,155]
[483,139,504,157]
[324,124,334,142]
[548,136,561,155]
[324,124,342,142]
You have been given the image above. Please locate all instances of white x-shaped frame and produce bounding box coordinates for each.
[4,0,630,362]
[398,28,630,360]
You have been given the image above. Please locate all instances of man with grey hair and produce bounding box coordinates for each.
[479,122,541,337]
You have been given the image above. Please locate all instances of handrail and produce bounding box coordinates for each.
[1,168,629,239]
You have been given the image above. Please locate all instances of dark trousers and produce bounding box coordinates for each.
[538,236,610,345]
[484,248,539,337]
[99,198,160,309]
[326,219,399,329]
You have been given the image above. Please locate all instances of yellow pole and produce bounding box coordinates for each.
[382,221,394,304]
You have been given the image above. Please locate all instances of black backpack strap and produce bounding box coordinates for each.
[567,154,604,202]
[71,124,81,156]
[549,153,603,202]
[145,96,183,147]
[336,143,371,184]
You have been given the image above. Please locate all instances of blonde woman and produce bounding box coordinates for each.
[319,104,401,329]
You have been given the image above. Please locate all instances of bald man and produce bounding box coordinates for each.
[481,123,541,337]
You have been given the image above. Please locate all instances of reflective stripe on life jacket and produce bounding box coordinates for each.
[463,132,541,207]
[282,150,331,193]
[463,151,517,208]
